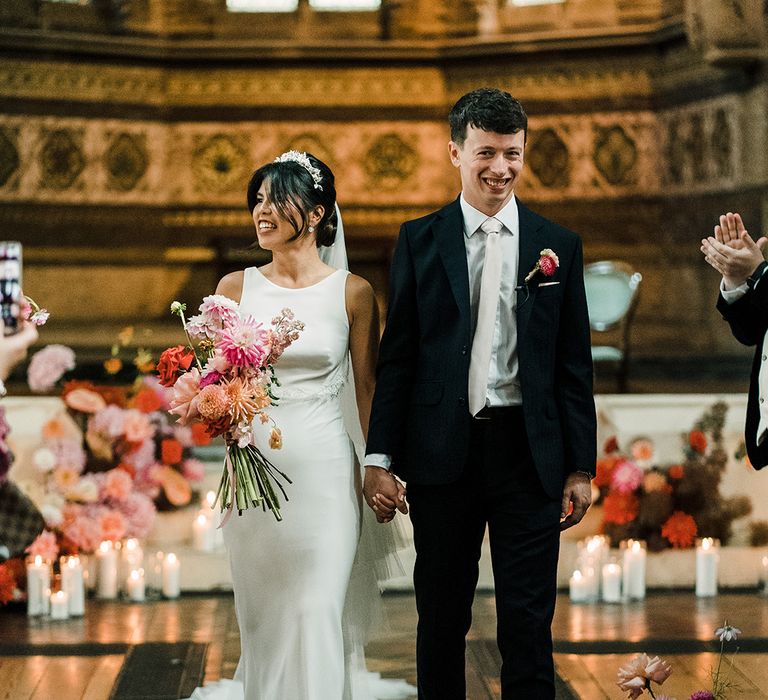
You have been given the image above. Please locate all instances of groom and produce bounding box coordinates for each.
[364,88,596,699]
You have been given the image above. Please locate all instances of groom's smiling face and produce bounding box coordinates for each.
[449,126,525,216]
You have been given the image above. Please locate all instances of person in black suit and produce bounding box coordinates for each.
[702,211,768,469]
[362,88,596,699]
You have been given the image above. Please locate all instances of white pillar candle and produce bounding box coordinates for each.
[96,541,119,600]
[82,554,97,592]
[121,538,144,582]
[60,555,85,617]
[202,490,216,515]
[602,563,622,603]
[569,569,591,603]
[26,556,51,617]
[192,512,216,552]
[162,552,181,599]
[50,590,69,620]
[621,539,647,601]
[147,551,164,593]
[696,537,719,597]
[126,569,146,602]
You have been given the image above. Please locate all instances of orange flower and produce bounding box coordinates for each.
[157,465,192,506]
[602,491,639,525]
[689,430,707,454]
[603,436,619,454]
[668,464,684,480]
[661,511,698,548]
[103,357,123,375]
[132,387,163,414]
[42,416,67,440]
[269,427,283,450]
[594,455,620,488]
[631,438,654,463]
[191,422,211,446]
[161,438,183,465]
[0,564,16,605]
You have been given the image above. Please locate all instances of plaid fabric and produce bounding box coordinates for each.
[0,481,45,560]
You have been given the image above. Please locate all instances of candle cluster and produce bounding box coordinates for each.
[192,491,225,553]
[25,538,182,620]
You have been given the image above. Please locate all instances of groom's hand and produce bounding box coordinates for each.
[364,466,408,523]
[560,472,592,531]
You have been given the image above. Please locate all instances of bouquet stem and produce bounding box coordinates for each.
[215,442,292,523]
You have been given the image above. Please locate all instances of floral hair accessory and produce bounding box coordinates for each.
[273,150,323,191]
[524,248,560,284]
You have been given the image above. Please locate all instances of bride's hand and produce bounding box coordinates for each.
[363,466,407,523]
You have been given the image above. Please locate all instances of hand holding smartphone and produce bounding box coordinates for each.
[0,241,22,336]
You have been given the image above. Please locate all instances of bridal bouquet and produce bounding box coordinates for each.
[159,295,304,522]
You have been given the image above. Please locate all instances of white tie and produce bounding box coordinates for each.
[468,217,503,416]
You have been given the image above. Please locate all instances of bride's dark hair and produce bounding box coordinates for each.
[246,153,337,247]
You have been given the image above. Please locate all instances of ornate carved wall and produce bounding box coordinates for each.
[1,0,767,370]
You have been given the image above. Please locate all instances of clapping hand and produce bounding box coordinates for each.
[701,212,767,289]
[363,466,407,523]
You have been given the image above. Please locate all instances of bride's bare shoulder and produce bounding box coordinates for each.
[216,270,245,304]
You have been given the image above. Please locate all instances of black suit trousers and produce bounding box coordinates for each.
[407,407,562,700]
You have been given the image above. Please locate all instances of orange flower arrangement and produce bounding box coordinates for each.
[191,422,212,446]
[603,491,639,525]
[132,386,163,413]
[594,455,621,488]
[668,464,684,480]
[161,438,183,465]
[661,511,698,548]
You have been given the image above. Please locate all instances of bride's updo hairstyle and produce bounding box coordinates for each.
[246,152,338,247]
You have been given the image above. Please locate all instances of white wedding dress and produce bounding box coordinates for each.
[187,266,415,700]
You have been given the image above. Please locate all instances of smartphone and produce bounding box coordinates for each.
[0,241,22,336]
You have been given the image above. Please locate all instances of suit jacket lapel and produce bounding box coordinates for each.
[516,199,543,338]
[433,199,471,334]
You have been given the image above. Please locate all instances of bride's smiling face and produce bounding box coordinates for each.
[252,180,301,251]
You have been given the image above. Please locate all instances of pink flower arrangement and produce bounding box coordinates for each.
[163,298,304,521]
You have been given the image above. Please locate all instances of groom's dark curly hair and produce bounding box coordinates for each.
[449,88,528,146]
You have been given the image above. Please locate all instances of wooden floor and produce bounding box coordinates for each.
[2,591,768,699]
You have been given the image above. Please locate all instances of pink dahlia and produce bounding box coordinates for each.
[218,316,271,368]
[27,344,76,393]
[197,383,229,421]
[187,294,240,339]
[611,460,644,494]
[689,693,714,700]
[123,409,154,443]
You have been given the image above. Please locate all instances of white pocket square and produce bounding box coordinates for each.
[537,281,560,287]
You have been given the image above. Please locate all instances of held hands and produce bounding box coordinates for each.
[0,321,39,382]
[363,466,408,524]
[700,212,767,290]
[560,471,591,531]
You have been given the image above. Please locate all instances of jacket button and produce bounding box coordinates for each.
[761,398,765,404]
[763,355,767,361]
[458,397,465,406]
[461,346,468,356]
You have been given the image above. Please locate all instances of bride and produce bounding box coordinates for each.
[187,151,415,700]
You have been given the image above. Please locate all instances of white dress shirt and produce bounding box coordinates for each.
[720,277,768,445]
[366,194,522,470]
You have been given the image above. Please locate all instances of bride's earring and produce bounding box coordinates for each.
[308,225,315,233]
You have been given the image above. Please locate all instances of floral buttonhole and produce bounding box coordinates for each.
[524,248,560,284]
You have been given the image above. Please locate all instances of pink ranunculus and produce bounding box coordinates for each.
[65,388,107,414]
[169,368,201,425]
[50,438,87,473]
[218,317,271,368]
[25,530,59,560]
[611,460,644,494]
[102,468,133,502]
[123,409,154,443]
[181,458,205,482]
[27,344,76,393]
[98,508,127,542]
[119,492,156,538]
[89,405,126,439]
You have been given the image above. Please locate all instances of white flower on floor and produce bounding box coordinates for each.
[715,623,741,642]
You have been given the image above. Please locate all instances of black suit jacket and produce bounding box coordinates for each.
[717,283,768,469]
[367,197,597,499]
